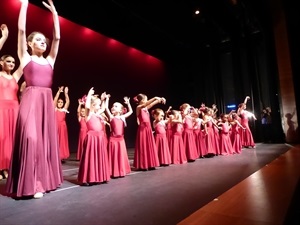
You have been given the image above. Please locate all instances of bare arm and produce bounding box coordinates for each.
[104,94,113,120]
[43,0,60,66]
[18,0,31,67]
[63,86,70,109]
[0,24,8,51]
[146,97,166,110]
[53,86,63,106]
[123,96,133,118]
[77,99,84,122]
[243,96,250,104]
[12,65,23,83]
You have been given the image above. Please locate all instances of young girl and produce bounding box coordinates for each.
[180,103,199,162]
[54,86,70,162]
[6,0,63,199]
[237,96,257,148]
[218,114,234,155]
[0,53,23,180]
[76,97,88,161]
[104,94,133,178]
[230,113,245,154]
[193,109,208,158]
[77,88,110,185]
[151,108,172,166]
[133,93,165,171]
[168,109,187,164]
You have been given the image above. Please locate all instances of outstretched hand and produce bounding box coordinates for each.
[124,96,130,104]
[42,0,57,13]
[0,24,8,37]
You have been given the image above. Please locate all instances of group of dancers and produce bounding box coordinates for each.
[0,0,257,200]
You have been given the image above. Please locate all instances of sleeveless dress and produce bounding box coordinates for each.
[76,118,88,160]
[77,114,110,184]
[108,116,131,177]
[219,122,234,155]
[240,111,255,148]
[169,122,187,164]
[230,122,243,154]
[6,60,63,197]
[133,107,160,170]
[0,76,19,170]
[193,118,208,158]
[153,120,172,166]
[55,109,70,160]
[182,116,199,161]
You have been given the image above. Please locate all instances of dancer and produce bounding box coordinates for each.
[133,93,165,170]
[77,88,110,185]
[218,114,234,155]
[0,26,23,180]
[169,109,187,164]
[54,86,70,162]
[104,94,133,178]
[76,97,87,161]
[151,108,172,166]
[6,0,63,199]
[237,96,257,148]
[180,103,199,161]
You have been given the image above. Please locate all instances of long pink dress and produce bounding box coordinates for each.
[182,116,199,161]
[240,111,255,148]
[6,60,63,197]
[55,109,70,160]
[153,120,172,166]
[169,122,187,164]
[133,107,160,170]
[108,116,131,178]
[0,76,19,171]
[230,122,243,154]
[219,122,234,155]
[205,120,218,156]
[76,118,87,160]
[193,118,208,158]
[77,114,110,184]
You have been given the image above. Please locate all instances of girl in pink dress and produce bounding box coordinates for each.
[203,107,218,156]
[230,113,245,154]
[180,103,199,162]
[237,96,257,148]
[151,108,172,166]
[169,110,187,164]
[76,97,87,160]
[54,86,70,161]
[193,110,208,158]
[104,94,133,178]
[0,53,23,180]
[77,88,110,185]
[6,0,63,199]
[218,114,234,155]
[133,93,166,170]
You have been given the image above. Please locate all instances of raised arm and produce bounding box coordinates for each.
[243,96,250,104]
[104,94,113,120]
[77,98,84,122]
[123,96,133,118]
[0,24,9,51]
[43,0,60,65]
[53,86,64,106]
[63,86,70,109]
[18,0,30,66]
[146,96,166,110]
